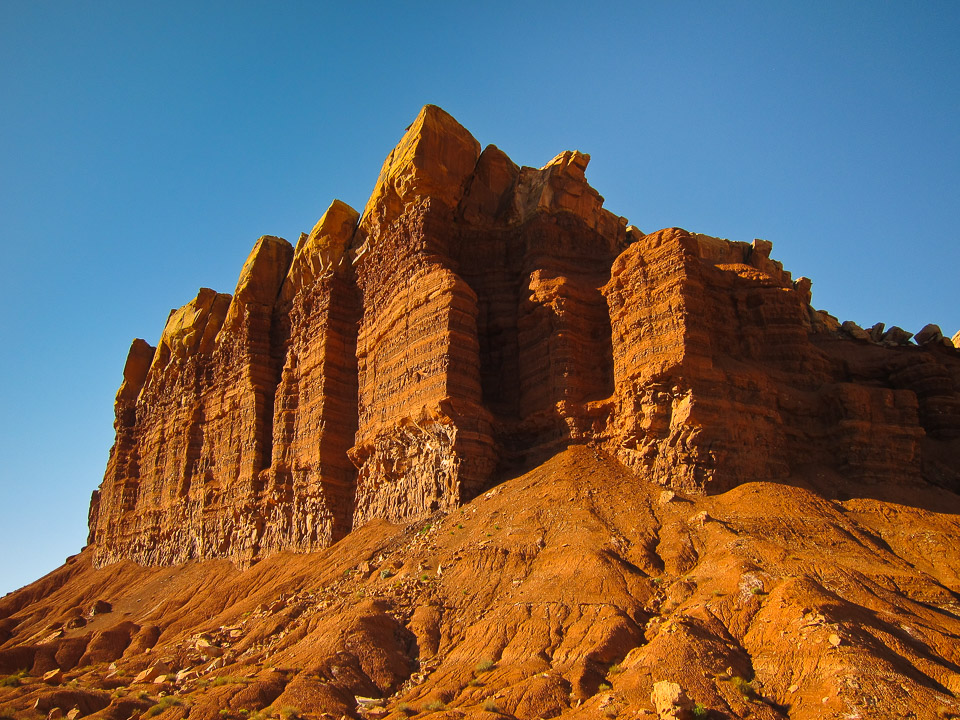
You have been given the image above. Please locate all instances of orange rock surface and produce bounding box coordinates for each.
[87,105,960,570]
[11,104,957,719]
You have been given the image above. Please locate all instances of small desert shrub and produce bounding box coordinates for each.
[607,663,624,675]
[730,676,756,699]
[380,569,394,579]
[482,699,499,713]
[0,676,21,688]
[145,696,184,717]
[278,706,301,720]
[468,678,484,687]
[693,703,708,718]
[597,683,611,692]
[425,700,446,712]
[212,675,251,686]
[750,587,765,596]
[475,659,497,673]
[397,702,416,715]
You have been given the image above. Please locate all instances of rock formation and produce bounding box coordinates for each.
[87,104,960,571]
[5,104,960,720]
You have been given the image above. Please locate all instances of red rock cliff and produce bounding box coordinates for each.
[88,105,960,568]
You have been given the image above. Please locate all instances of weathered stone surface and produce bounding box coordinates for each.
[89,237,296,568]
[87,104,960,570]
[651,680,694,720]
[841,320,871,341]
[359,104,481,238]
[882,325,914,346]
[916,323,943,345]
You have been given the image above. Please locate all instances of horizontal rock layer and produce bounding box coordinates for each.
[88,105,960,568]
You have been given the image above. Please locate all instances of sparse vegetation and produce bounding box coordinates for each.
[730,676,756,699]
[482,699,500,713]
[211,675,252,686]
[0,670,27,687]
[607,663,624,675]
[693,703,708,718]
[425,700,446,712]
[468,678,484,687]
[597,682,611,692]
[750,586,766,596]
[145,696,184,717]
[475,659,497,673]
[397,702,416,716]
[380,568,394,579]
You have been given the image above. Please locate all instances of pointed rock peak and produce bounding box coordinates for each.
[542,150,591,180]
[459,144,521,224]
[282,199,360,302]
[359,105,482,235]
[221,235,294,333]
[116,338,155,403]
[151,287,232,370]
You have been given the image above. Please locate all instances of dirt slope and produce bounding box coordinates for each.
[3,446,960,720]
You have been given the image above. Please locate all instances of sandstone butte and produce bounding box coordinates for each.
[2,106,960,720]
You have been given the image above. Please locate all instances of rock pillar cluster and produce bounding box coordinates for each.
[88,105,960,568]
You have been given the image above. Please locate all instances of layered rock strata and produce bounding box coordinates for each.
[88,105,960,568]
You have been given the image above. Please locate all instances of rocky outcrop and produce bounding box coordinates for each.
[88,105,960,569]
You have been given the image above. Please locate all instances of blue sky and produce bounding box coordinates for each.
[2,1,958,596]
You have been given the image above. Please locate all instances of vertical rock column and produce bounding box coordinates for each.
[261,200,362,551]
[349,105,496,527]
[90,236,294,568]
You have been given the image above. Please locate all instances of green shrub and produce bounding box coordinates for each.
[482,699,500,713]
[475,659,497,673]
[211,676,251,687]
[278,707,301,720]
[397,702,416,715]
[425,700,446,712]
[381,569,394,579]
[597,683,611,692]
[0,670,27,688]
[730,676,756,699]
[607,663,624,675]
[693,703,708,718]
[145,696,184,717]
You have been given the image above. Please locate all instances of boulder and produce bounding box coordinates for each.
[915,324,943,345]
[882,326,914,346]
[650,681,694,719]
[841,320,871,341]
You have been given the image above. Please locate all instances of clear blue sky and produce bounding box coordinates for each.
[2,1,958,596]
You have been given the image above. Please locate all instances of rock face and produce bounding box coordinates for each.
[87,105,960,569]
